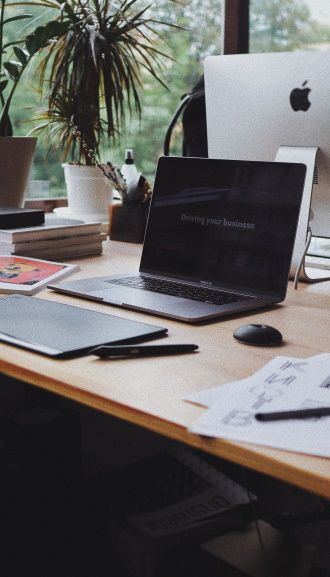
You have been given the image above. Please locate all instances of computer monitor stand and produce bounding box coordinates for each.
[275,145,330,286]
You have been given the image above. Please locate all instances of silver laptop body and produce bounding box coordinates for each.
[49,156,305,323]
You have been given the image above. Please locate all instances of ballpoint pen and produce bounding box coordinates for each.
[90,343,198,358]
[255,407,330,422]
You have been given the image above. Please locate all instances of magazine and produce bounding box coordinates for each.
[0,255,79,295]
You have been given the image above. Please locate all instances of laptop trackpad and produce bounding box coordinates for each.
[88,286,228,323]
[91,286,182,309]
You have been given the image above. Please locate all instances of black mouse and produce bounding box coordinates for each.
[233,324,283,346]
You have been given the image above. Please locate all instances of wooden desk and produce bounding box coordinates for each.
[0,241,329,498]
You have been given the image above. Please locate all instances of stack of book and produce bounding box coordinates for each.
[0,214,107,260]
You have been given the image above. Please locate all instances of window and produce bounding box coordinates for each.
[16,1,330,203]
[20,1,223,199]
[250,0,330,53]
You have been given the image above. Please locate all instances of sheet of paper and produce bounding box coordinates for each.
[184,355,309,408]
[188,353,330,457]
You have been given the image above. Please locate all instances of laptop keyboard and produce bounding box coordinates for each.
[107,276,250,305]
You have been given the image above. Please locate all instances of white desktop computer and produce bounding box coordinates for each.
[204,51,330,275]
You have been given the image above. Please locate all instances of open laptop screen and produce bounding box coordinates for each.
[140,157,305,297]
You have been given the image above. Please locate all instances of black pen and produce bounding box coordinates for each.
[90,343,199,358]
[255,407,330,422]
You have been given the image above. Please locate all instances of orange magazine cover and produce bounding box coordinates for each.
[0,255,79,294]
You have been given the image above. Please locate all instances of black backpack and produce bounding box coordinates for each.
[163,76,208,158]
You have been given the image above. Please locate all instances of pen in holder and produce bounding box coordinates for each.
[110,173,152,243]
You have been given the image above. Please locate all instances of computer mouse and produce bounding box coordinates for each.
[233,324,283,346]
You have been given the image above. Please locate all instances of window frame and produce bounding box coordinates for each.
[222,0,249,54]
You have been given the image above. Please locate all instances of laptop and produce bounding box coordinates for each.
[49,156,306,323]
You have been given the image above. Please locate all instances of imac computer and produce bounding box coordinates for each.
[204,51,330,264]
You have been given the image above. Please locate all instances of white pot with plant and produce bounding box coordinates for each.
[62,163,112,220]
[0,2,65,207]
[33,0,172,223]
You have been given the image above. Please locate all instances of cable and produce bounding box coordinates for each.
[294,226,313,290]
[163,93,191,156]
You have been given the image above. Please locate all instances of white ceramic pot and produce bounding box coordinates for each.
[62,163,112,221]
[0,137,37,207]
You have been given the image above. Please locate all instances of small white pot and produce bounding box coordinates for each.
[62,163,112,221]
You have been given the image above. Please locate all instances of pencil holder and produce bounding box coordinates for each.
[110,201,149,243]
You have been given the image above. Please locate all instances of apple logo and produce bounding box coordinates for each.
[290,80,311,111]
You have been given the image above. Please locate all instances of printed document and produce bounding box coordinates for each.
[186,354,330,457]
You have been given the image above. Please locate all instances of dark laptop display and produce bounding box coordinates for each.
[49,157,306,322]
[141,157,305,298]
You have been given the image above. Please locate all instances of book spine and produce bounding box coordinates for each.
[0,224,103,243]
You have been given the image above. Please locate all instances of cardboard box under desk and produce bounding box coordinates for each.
[201,520,317,577]
[98,448,254,577]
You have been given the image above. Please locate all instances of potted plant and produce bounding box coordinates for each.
[0,2,66,206]
[32,0,172,222]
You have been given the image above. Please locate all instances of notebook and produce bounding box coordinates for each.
[49,156,306,323]
[0,294,167,358]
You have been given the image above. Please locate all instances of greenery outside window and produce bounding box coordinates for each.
[18,0,330,205]
[18,0,222,201]
[250,0,330,53]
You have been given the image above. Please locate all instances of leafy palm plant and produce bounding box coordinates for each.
[0,0,67,136]
[33,0,174,164]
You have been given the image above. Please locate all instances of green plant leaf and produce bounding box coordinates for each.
[3,61,21,80]
[0,79,8,93]
[13,46,28,65]
[3,14,32,25]
[0,111,13,137]
[45,19,70,38]
[25,20,70,55]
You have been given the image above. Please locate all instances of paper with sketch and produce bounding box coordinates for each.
[188,354,330,457]
[184,355,303,408]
